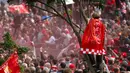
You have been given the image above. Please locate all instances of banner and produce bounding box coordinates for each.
[0,52,20,73]
[8,3,29,14]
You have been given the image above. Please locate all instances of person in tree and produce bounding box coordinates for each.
[81,12,106,73]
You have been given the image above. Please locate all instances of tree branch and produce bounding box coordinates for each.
[61,0,82,44]
[79,0,88,24]
[32,4,83,33]
[35,0,84,32]
[78,0,82,34]
[32,5,58,16]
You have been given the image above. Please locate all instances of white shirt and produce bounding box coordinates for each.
[46,36,56,44]
[38,32,43,42]
[64,34,72,46]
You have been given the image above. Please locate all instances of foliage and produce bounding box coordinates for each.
[1,32,29,55]
[0,32,29,65]
[47,0,56,5]
[0,58,5,66]
[17,47,29,55]
[25,0,37,6]
[20,65,25,73]
[25,0,62,7]
[2,32,17,50]
[90,0,106,10]
[0,49,4,54]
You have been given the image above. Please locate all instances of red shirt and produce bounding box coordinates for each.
[107,0,115,5]
[42,29,49,41]
[128,62,130,66]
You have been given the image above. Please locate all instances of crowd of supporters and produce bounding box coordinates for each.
[0,0,130,73]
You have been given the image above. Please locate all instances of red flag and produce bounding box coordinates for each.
[81,18,106,55]
[0,52,20,73]
[8,3,29,14]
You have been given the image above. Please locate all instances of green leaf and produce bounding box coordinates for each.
[56,0,62,3]
[47,0,56,5]
[0,32,29,66]
[20,65,25,73]
[26,0,37,6]
[68,9,72,15]
[3,32,17,50]
[0,58,5,66]
[18,47,29,55]
[0,49,4,54]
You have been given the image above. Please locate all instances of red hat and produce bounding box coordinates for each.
[122,52,127,58]
[69,63,75,69]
